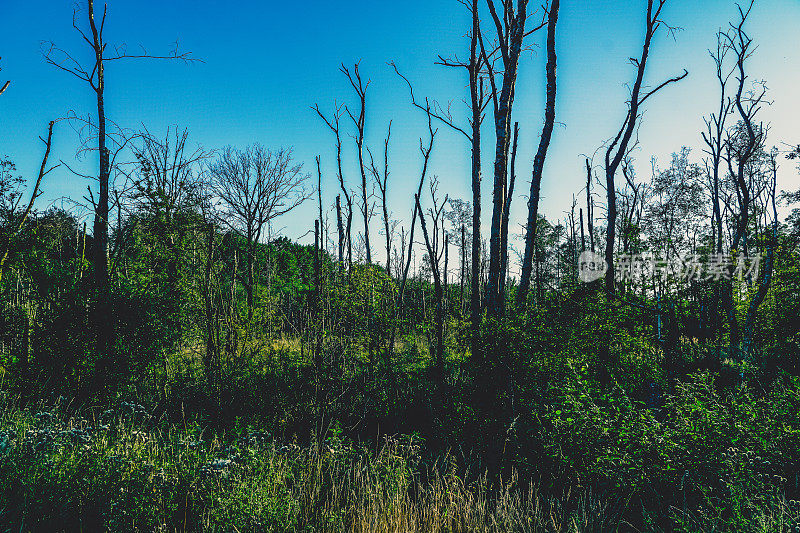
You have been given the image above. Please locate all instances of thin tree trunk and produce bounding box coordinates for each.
[416,195,445,392]
[336,195,344,265]
[580,207,586,252]
[460,224,466,317]
[469,0,483,350]
[587,159,595,253]
[316,155,324,250]
[246,228,255,322]
[314,220,322,368]
[203,223,217,388]
[603,0,687,293]
[518,0,559,306]
[88,0,112,396]
[382,124,392,274]
[0,121,55,283]
[385,114,436,402]
[499,122,519,297]
[444,233,449,316]
[485,29,524,316]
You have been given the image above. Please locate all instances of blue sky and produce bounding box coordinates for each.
[1,0,799,269]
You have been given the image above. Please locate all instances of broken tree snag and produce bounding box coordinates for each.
[586,158,595,253]
[335,194,344,265]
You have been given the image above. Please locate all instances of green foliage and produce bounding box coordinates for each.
[0,145,798,530]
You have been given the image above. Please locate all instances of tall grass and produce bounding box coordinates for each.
[2,390,799,532]
[0,400,621,532]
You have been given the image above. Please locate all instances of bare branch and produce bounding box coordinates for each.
[389,61,472,140]
[637,69,689,107]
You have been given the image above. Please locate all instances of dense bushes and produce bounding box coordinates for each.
[1,194,799,531]
[4,371,800,532]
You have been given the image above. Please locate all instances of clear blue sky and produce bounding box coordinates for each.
[1,0,799,271]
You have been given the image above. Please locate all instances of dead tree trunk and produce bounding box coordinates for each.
[316,155,324,249]
[203,222,218,389]
[370,122,394,273]
[586,159,595,253]
[469,6,484,351]
[393,0,488,351]
[386,109,436,405]
[722,1,764,359]
[499,122,519,296]
[342,63,373,264]
[416,194,445,392]
[484,0,534,317]
[518,0,560,306]
[43,0,195,395]
[335,195,344,265]
[314,104,353,268]
[444,233,449,308]
[580,208,586,252]
[313,219,322,368]
[602,0,687,294]
[460,224,466,316]
[382,123,392,273]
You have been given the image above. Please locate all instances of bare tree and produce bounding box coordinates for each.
[386,106,437,401]
[41,0,198,396]
[518,0,560,306]
[394,0,491,349]
[341,62,373,264]
[602,0,687,293]
[315,156,324,255]
[416,179,448,391]
[369,121,396,273]
[209,145,310,322]
[129,126,209,296]
[467,1,488,343]
[42,0,196,296]
[719,0,771,358]
[702,31,735,257]
[482,0,546,316]
[722,0,763,263]
[313,104,353,268]
[699,30,735,356]
[335,194,344,264]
